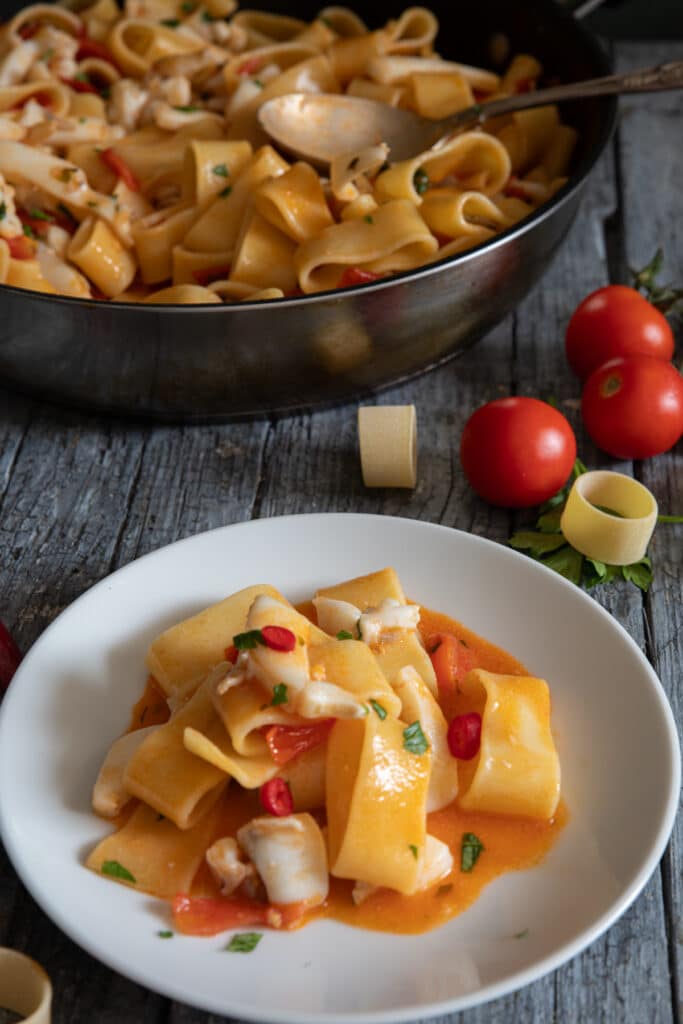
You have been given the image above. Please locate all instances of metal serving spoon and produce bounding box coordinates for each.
[258,60,683,164]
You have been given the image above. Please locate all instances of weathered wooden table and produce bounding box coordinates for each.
[0,39,681,1024]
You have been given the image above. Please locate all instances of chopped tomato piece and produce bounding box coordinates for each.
[6,235,36,260]
[18,23,38,39]
[76,35,119,69]
[428,633,476,693]
[99,148,140,192]
[261,625,296,652]
[192,264,231,286]
[260,777,293,816]
[172,894,306,935]
[237,56,263,75]
[224,644,238,664]
[447,711,481,759]
[0,621,22,690]
[337,267,382,288]
[263,719,335,766]
[60,76,99,95]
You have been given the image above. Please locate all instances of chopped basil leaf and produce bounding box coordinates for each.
[403,720,428,755]
[224,932,262,953]
[369,699,387,720]
[157,930,173,938]
[181,1,196,10]
[102,859,136,883]
[161,17,180,25]
[413,168,429,195]
[0,202,6,220]
[271,682,288,706]
[253,78,264,88]
[233,629,265,650]
[22,224,36,239]
[212,163,229,177]
[364,214,374,224]
[336,630,353,640]
[408,843,418,860]
[220,185,232,198]
[79,116,87,122]
[201,9,215,19]
[356,620,362,640]
[41,47,54,61]
[75,71,90,83]
[29,208,53,222]
[460,832,484,873]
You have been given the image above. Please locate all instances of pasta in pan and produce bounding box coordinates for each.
[0,1,577,303]
[88,567,565,937]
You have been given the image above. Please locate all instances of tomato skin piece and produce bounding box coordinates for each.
[337,267,382,288]
[565,285,674,380]
[581,355,683,459]
[428,633,476,693]
[192,264,231,286]
[447,712,482,760]
[99,148,140,192]
[6,235,36,260]
[172,894,306,935]
[460,397,577,508]
[262,719,335,766]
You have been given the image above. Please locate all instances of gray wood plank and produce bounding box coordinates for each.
[617,39,683,1021]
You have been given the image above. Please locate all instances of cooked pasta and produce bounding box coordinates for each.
[0,2,577,303]
[87,567,564,935]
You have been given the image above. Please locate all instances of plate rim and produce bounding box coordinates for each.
[0,512,679,1023]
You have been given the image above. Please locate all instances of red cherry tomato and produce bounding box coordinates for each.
[581,355,683,459]
[259,777,294,816]
[447,712,482,760]
[460,397,577,508]
[565,285,674,380]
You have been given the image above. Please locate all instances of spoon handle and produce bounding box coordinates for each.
[432,61,683,140]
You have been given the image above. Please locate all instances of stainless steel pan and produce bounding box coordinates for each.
[0,0,616,420]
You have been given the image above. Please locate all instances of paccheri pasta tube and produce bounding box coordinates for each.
[0,2,576,303]
[88,567,565,937]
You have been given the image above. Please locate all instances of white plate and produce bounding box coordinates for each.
[0,514,679,1023]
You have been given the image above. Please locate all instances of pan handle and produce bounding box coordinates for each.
[560,0,610,19]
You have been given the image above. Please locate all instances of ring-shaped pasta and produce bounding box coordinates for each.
[0,80,70,117]
[317,6,367,38]
[143,283,221,303]
[385,7,438,55]
[231,10,308,47]
[5,2,81,46]
[107,19,205,78]
[67,215,137,297]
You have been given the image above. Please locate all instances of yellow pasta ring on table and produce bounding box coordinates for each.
[559,470,658,566]
[0,948,52,1024]
[358,404,418,488]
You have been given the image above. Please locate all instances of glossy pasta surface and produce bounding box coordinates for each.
[0,1,577,303]
[88,568,565,936]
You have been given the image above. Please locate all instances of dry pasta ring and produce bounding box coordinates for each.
[0,948,52,1024]
[559,470,658,566]
[358,405,418,488]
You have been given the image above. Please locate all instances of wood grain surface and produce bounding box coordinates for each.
[0,39,681,1024]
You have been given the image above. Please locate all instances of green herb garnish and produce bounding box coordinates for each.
[75,71,90,83]
[413,167,429,195]
[408,844,418,860]
[0,202,6,221]
[29,207,53,222]
[157,930,174,938]
[253,78,264,88]
[224,932,262,953]
[181,1,196,10]
[402,720,428,755]
[364,214,374,224]
[271,682,288,706]
[212,163,229,177]
[369,699,387,720]
[22,223,36,239]
[460,832,484,873]
[174,105,199,112]
[219,185,232,198]
[161,17,180,25]
[102,859,136,883]
[41,47,54,61]
[336,630,353,640]
[233,629,265,650]
[201,9,215,20]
